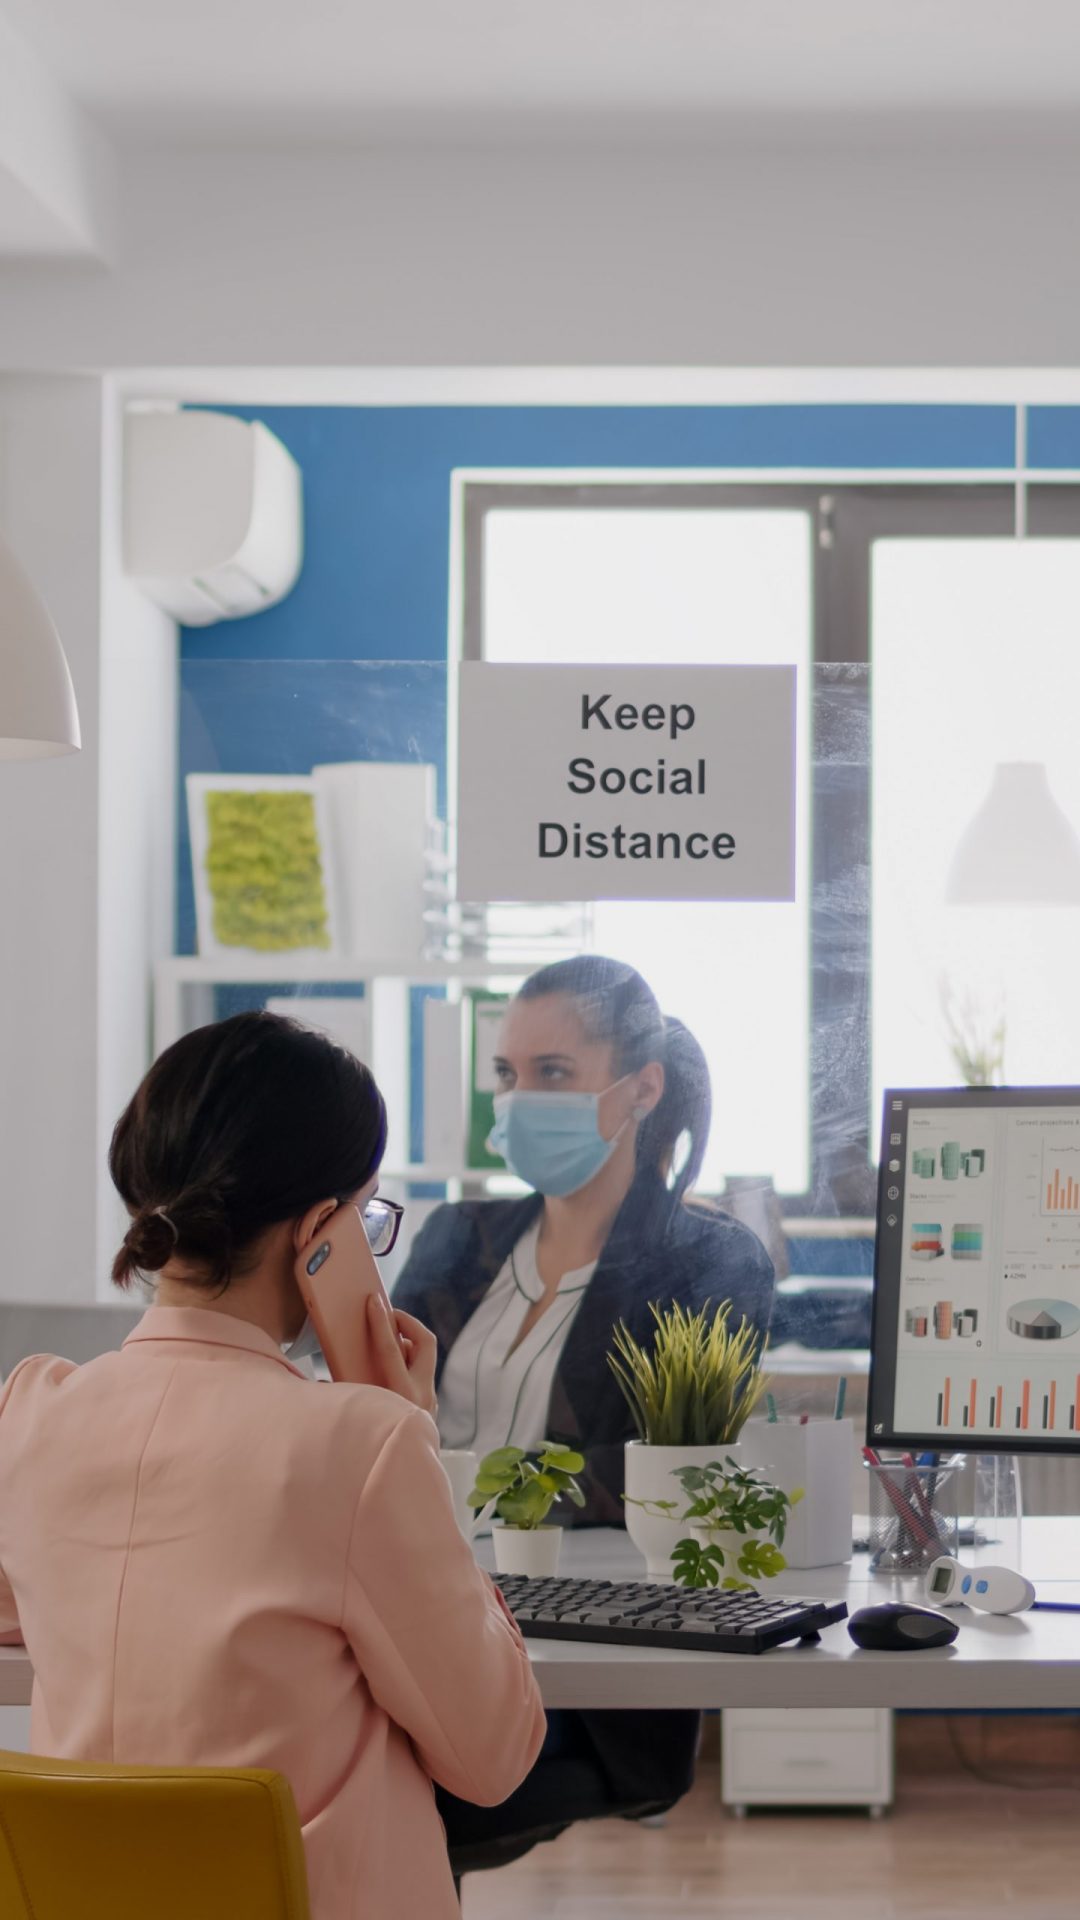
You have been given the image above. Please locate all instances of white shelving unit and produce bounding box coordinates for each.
[154,953,536,1054]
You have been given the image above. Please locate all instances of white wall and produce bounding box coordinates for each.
[0,375,104,1302]
[0,6,116,259]
[0,376,176,1303]
[96,388,177,1295]
[0,139,1079,370]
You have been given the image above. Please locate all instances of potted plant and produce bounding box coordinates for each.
[609,1301,768,1577]
[664,1458,802,1590]
[468,1441,585,1577]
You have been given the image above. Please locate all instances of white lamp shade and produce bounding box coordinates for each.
[0,532,80,758]
[945,762,1080,905]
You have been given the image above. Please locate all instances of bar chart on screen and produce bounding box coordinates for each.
[931,1372,1080,1432]
[1042,1145,1080,1215]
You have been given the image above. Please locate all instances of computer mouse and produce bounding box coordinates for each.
[848,1602,958,1651]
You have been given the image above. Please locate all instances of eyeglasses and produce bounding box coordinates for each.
[361,1197,404,1257]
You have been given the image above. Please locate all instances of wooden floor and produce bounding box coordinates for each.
[460,1721,1080,1919]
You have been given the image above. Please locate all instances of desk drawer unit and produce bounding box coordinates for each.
[721,1708,894,1814]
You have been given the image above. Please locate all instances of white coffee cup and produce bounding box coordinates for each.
[439,1449,479,1536]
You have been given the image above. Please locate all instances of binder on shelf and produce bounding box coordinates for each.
[312,761,437,964]
[422,998,467,1169]
[467,991,510,1170]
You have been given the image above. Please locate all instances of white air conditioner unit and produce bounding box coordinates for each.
[123,409,303,626]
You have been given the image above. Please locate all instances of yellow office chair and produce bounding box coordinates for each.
[0,1748,311,1920]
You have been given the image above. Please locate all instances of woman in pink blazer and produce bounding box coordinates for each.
[0,1013,546,1920]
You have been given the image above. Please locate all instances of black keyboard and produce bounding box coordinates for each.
[494,1575,848,1656]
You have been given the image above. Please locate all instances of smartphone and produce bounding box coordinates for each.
[294,1203,403,1386]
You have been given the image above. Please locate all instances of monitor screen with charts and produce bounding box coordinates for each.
[869,1086,1080,1453]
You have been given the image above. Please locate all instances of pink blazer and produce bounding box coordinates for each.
[0,1307,546,1920]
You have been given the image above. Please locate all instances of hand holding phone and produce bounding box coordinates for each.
[294,1202,409,1389]
[365,1298,438,1419]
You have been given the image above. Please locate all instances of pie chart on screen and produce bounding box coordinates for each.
[1006,1299,1080,1341]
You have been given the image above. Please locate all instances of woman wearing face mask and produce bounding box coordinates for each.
[394,955,775,1524]
[392,957,775,1870]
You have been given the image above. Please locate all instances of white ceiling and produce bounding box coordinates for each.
[4,0,1080,267]
[7,0,1080,145]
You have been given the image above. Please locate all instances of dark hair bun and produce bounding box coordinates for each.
[114,1187,234,1286]
[116,1207,180,1279]
[109,1012,386,1292]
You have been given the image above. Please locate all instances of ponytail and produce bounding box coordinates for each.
[637,1015,711,1201]
[517,956,711,1202]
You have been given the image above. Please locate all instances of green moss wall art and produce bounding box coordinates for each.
[187,774,339,956]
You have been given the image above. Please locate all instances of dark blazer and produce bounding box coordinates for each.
[393,1171,775,1526]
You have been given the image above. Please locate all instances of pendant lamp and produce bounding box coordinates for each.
[945,761,1080,905]
[0,531,80,758]
[944,407,1080,906]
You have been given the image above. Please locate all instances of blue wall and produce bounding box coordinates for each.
[1026,407,1080,468]
[182,403,1024,667]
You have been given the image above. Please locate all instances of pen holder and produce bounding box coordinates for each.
[865,1458,960,1575]
[738,1418,854,1568]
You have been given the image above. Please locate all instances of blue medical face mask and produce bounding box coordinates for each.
[487,1080,641,1198]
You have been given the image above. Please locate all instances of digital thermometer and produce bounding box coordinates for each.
[925,1555,1036,1614]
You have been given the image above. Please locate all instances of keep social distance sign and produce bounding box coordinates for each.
[455,663,796,903]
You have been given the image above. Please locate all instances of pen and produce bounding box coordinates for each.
[833,1377,847,1421]
[901,1450,940,1541]
[766,1394,778,1423]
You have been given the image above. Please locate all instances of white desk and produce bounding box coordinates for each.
[2,1518,1079,1713]
[474,1519,1080,1711]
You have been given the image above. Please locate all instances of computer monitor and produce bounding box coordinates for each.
[869,1086,1080,1454]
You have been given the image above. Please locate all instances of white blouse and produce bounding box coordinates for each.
[437,1220,596,1461]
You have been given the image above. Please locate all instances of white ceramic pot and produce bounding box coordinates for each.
[688,1520,774,1585]
[624,1442,742,1579]
[491,1525,563,1578]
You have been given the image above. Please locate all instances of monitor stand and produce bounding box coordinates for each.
[967,1452,1023,1570]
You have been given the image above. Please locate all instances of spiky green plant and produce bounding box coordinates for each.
[608,1300,769,1447]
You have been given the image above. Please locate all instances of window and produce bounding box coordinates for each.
[474,491,812,1194]
[872,538,1080,1115]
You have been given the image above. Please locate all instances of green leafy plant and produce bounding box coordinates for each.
[468,1442,586,1531]
[205,789,332,952]
[639,1457,803,1591]
[608,1301,769,1447]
